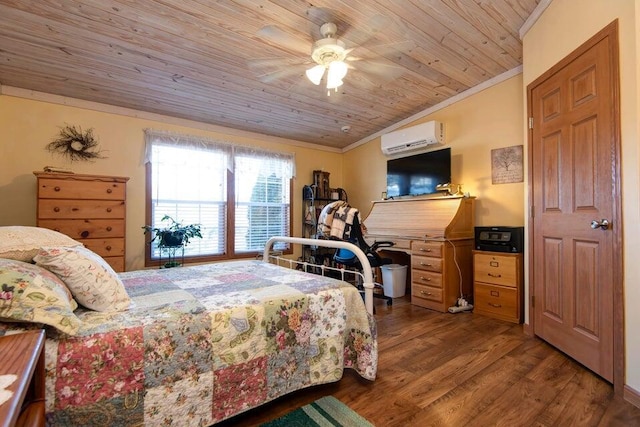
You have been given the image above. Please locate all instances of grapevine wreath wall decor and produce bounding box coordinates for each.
[46,124,107,162]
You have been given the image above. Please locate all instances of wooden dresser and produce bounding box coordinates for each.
[473,251,523,323]
[0,330,45,427]
[363,196,475,312]
[34,172,129,272]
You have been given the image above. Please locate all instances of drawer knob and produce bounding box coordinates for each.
[106,226,113,232]
[488,303,502,308]
[106,208,112,213]
[420,262,432,267]
[420,276,431,281]
[53,207,60,212]
[106,188,113,194]
[106,245,112,251]
[420,291,432,296]
[488,273,502,278]
[420,248,432,252]
[54,186,61,192]
[81,230,89,238]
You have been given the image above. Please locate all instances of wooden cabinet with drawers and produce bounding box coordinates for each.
[473,251,523,323]
[364,196,476,313]
[411,239,474,312]
[34,172,129,272]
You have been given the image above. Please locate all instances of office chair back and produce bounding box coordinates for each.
[333,214,389,268]
[316,201,396,307]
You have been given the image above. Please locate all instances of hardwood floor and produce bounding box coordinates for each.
[218,297,640,426]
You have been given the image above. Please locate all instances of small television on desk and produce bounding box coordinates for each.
[386,148,451,198]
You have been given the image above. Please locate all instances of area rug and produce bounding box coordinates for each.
[260,396,373,427]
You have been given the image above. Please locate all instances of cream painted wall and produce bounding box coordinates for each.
[523,0,639,392]
[0,94,344,271]
[344,74,525,227]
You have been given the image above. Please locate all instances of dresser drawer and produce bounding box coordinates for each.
[412,283,443,303]
[103,256,125,273]
[412,241,443,257]
[411,255,443,273]
[474,283,518,321]
[38,219,125,239]
[474,253,518,287]
[38,199,125,219]
[80,238,125,257]
[38,178,126,200]
[412,270,442,287]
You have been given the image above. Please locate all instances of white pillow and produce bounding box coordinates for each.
[0,226,82,262]
[34,246,131,312]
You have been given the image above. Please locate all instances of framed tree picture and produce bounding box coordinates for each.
[491,145,524,184]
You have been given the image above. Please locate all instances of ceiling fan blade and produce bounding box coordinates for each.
[340,14,391,47]
[306,7,352,39]
[257,25,311,55]
[255,64,307,83]
[306,6,335,26]
[247,57,309,70]
[349,39,417,60]
[351,59,407,82]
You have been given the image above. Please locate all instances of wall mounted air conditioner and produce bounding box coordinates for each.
[380,121,445,155]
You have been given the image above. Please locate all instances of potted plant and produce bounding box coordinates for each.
[142,215,202,267]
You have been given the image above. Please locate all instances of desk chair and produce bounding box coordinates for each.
[318,202,395,306]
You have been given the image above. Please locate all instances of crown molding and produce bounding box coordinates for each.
[519,0,554,39]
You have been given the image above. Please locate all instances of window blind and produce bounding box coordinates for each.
[145,130,293,261]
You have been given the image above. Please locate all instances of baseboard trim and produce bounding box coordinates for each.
[624,384,640,409]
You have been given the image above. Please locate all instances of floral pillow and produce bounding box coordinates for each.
[0,226,82,262]
[34,246,131,312]
[0,258,81,335]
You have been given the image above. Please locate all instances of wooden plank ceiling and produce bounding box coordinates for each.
[0,0,539,149]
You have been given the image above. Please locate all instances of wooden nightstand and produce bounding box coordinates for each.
[0,331,46,427]
[473,251,523,323]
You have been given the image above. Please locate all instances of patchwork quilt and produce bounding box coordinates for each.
[1,260,377,426]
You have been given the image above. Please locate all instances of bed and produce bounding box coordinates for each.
[0,228,377,426]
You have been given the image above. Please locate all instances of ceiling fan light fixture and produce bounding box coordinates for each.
[327,60,348,89]
[305,64,325,85]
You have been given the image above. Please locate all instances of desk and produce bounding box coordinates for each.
[363,196,475,312]
[0,331,46,427]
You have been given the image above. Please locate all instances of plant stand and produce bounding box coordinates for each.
[159,245,185,268]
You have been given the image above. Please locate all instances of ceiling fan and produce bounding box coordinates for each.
[305,22,350,92]
[251,16,410,95]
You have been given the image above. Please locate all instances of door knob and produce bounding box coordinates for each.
[590,219,610,230]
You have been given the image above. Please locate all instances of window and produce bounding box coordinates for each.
[144,130,293,265]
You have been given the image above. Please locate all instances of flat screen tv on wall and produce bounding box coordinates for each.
[386,148,451,198]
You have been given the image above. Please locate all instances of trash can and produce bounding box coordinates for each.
[380,264,408,298]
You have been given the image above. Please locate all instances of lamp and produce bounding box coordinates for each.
[326,60,348,90]
[306,61,348,92]
[305,65,325,86]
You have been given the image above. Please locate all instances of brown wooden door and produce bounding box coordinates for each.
[529,23,620,382]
